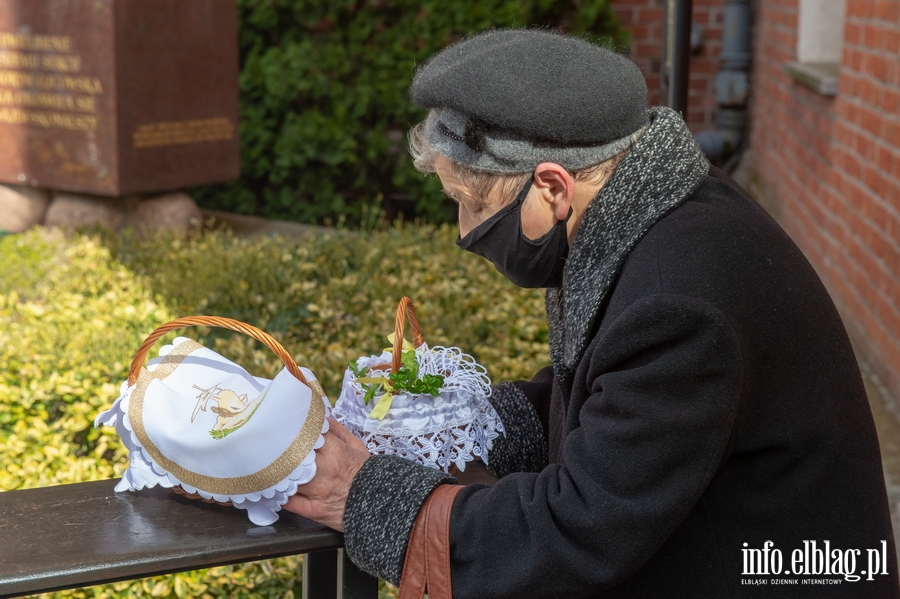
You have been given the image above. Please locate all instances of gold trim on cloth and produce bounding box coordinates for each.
[127,340,326,496]
[308,379,327,406]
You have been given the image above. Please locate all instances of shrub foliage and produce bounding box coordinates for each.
[193,0,628,224]
[0,225,548,597]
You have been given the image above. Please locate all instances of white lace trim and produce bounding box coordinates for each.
[333,343,504,472]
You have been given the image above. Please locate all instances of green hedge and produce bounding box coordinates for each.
[193,0,628,225]
[0,225,548,597]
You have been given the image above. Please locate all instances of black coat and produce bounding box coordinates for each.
[447,164,899,598]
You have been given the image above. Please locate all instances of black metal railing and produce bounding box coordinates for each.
[0,480,377,598]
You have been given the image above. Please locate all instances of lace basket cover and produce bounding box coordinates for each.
[95,336,330,526]
[332,343,504,473]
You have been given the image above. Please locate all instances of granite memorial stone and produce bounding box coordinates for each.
[0,0,240,197]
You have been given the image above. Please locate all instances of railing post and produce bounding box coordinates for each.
[303,549,338,598]
[337,548,379,599]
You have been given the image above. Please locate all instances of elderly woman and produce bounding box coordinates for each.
[287,30,899,597]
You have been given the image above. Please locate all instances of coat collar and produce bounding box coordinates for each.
[546,107,710,380]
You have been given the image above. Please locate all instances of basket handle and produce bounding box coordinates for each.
[127,315,307,386]
[390,296,425,372]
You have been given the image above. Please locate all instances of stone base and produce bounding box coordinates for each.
[12,189,205,235]
[126,192,202,236]
[45,194,127,231]
[0,185,52,233]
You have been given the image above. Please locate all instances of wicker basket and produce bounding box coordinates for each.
[96,316,328,525]
[333,297,503,473]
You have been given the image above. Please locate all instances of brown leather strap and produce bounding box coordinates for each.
[423,484,463,599]
[398,484,464,599]
[399,500,427,599]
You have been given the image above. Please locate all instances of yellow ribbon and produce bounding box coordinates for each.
[368,392,394,419]
[359,333,417,420]
[384,332,415,354]
[353,376,396,420]
[355,376,393,388]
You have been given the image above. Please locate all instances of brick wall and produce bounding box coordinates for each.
[750,0,900,404]
[612,0,724,131]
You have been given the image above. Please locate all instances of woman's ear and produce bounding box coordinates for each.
[533,162,575,221]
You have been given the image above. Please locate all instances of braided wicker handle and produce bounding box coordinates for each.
[127,315,307,386]
[390,297,425,372]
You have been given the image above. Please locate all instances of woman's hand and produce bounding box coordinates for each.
[283,418,370,531]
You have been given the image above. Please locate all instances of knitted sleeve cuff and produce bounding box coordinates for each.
[486,382,549,478]
[342,454,457,585]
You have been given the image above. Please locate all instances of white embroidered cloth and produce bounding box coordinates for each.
[95,337,330,526]
[332,344,504,472]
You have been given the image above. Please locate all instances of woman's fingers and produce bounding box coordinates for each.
[327,418,367,450]
[285,492,313,515]
[283,424,371,531]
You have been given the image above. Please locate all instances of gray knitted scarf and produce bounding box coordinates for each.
[546,106,710,380]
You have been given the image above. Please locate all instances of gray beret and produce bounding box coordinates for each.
[410,29,650,172]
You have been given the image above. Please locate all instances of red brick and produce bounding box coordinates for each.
[827,164,842,189]
[851,0,876,18]
[876,0,900,20]
[874,287,900,330]
[845,47,865,72]
[883,177,900,203]
[864,24,886,48]
[869,316,896,369]
[629,25,651,42]
[612,5,637,25]
[806,188,832,226]
[851,247,885,301]
[634,42,662,57]
[860,77,883,106]
[869,226,893,267]
[860,191,888,221]
[844,147,864,178]
[847,265,872,313]
[638,8,664,21]
[860,105,883,135]
[867,53,895,82]
[885,30,900,53]
[854,129,876,159]
[886,272,900,306]
[834,121,855,146]
[874,143,896,172]
[846,22,865,45]
[883,148,899,178]
[885,119,900,146]
[879,233,899,273]
[881,343,900,391]
[840,101,859,127]
[892,276,900,309]
[887,206,900,233]
[840,71,860,96]
[785,10,798,28]
[863,165,885,194]
[690,60,719,74]
[882,87,900,112]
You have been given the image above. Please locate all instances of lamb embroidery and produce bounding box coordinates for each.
[191,384,267,439]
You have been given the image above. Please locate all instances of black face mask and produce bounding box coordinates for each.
[456,179,570,288]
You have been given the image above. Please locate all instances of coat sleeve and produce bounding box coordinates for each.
[343,293,743,596]
[484,377,551,478]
